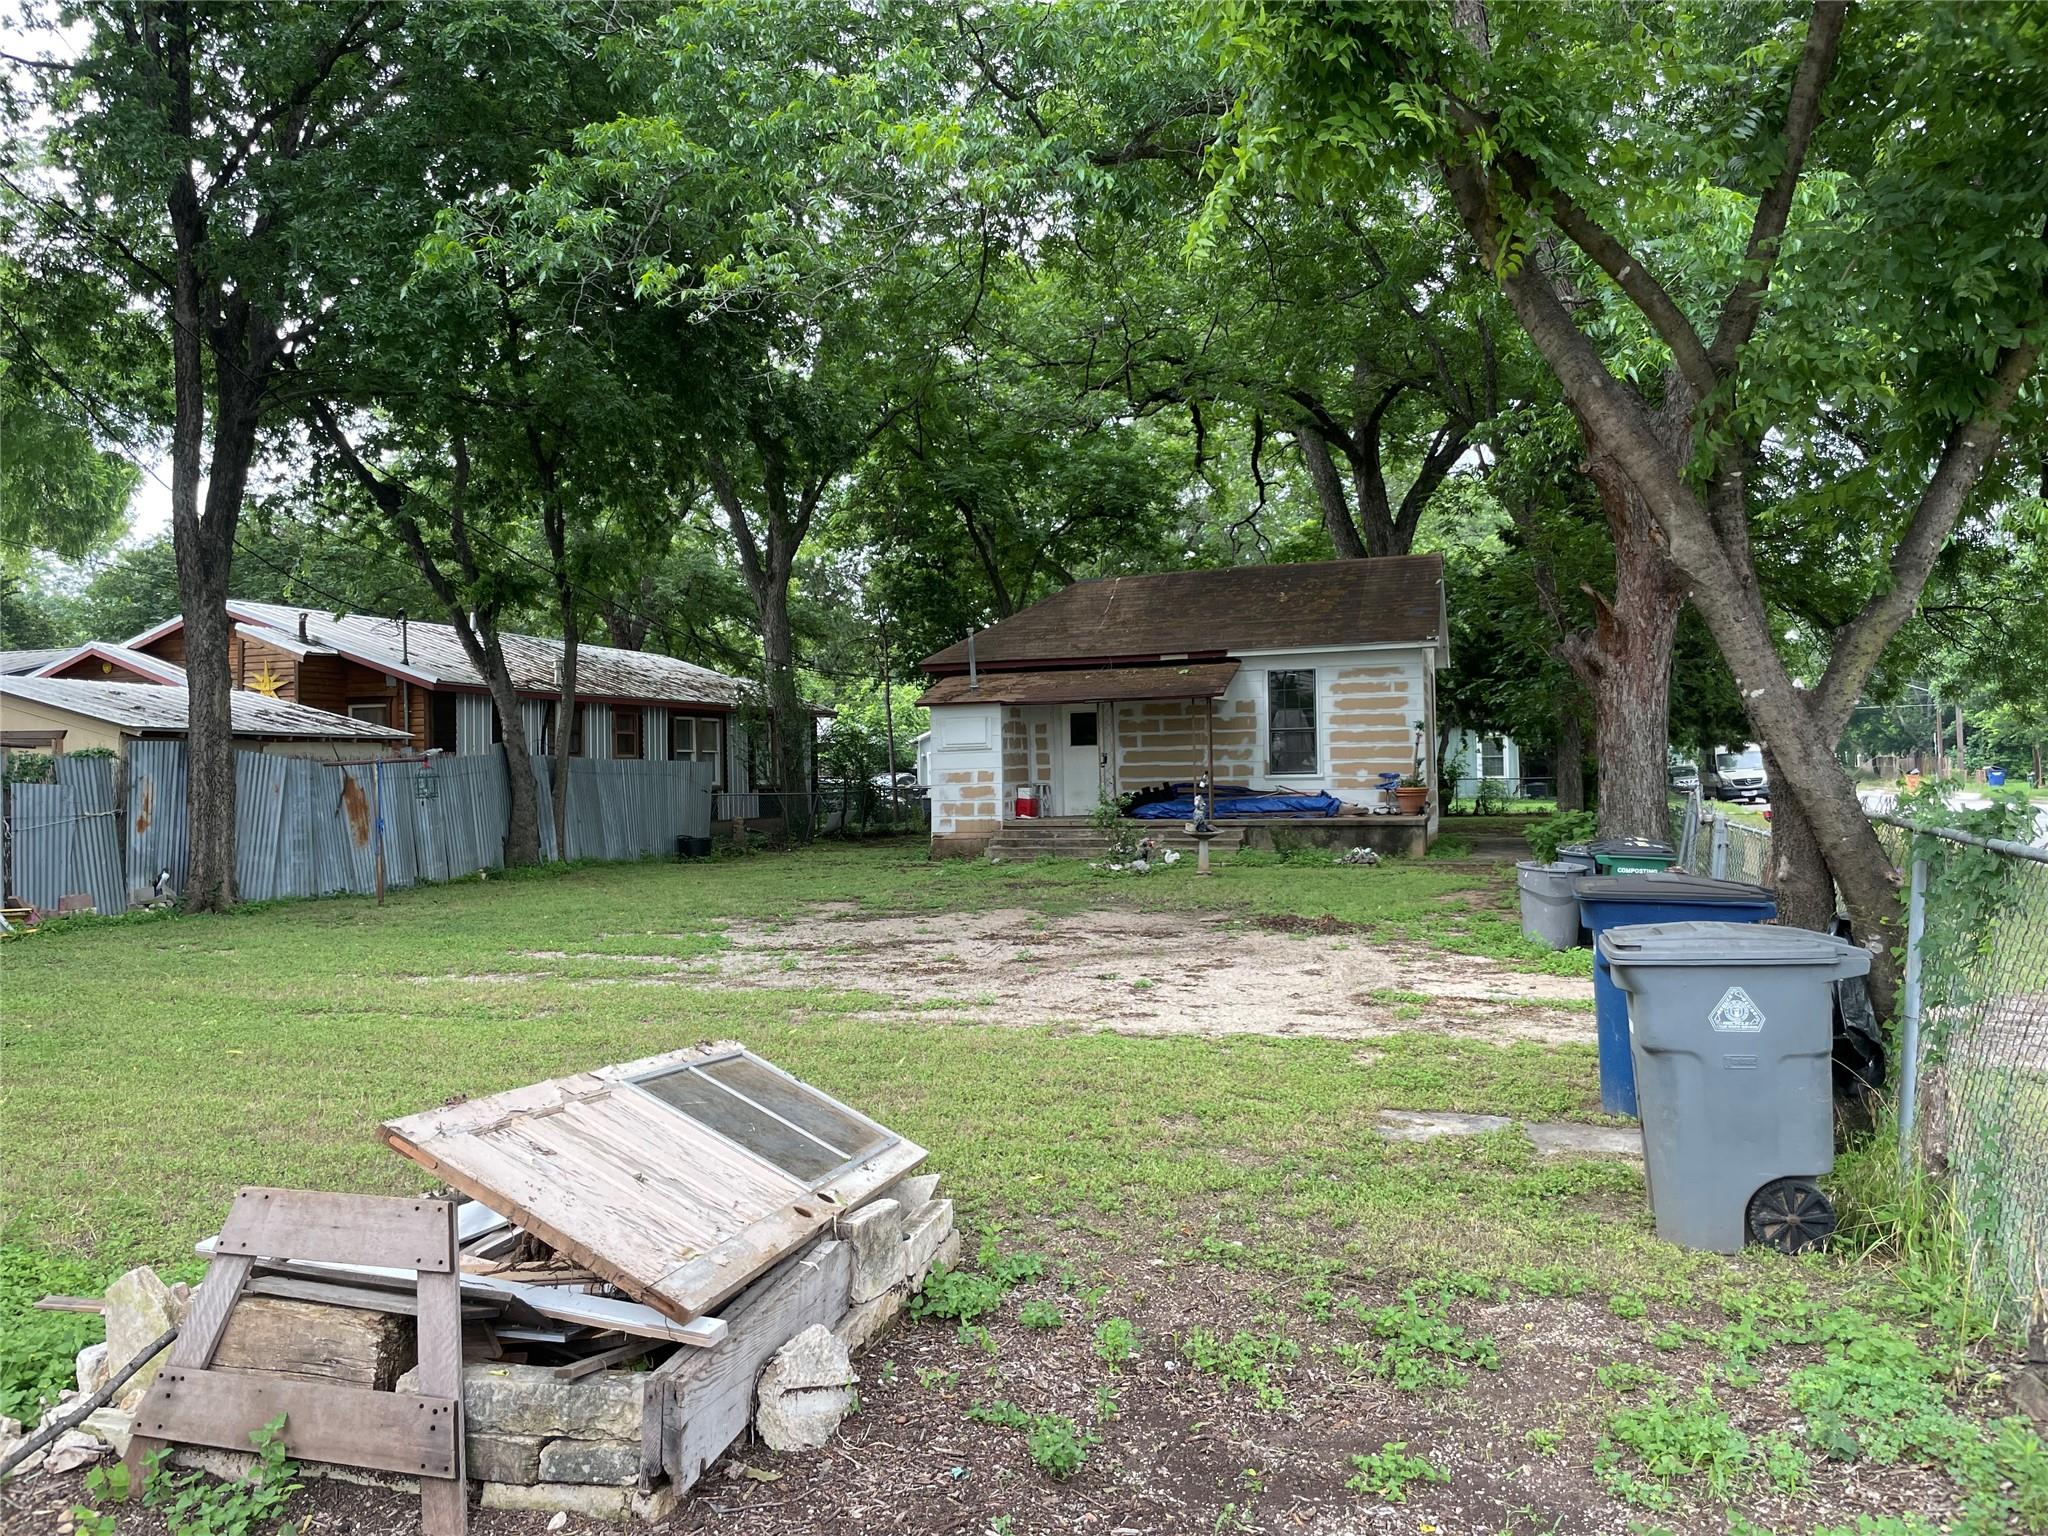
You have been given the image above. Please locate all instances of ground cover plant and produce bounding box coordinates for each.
[1,843,2040,1535]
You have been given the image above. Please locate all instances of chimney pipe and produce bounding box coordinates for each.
[967,632,978,692]
[297,611,309,643]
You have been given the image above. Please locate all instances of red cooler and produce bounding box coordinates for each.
[1014,784,1039,818]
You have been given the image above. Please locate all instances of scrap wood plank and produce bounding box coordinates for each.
[136,1368,457,1478]
[34,1295,105,1313]
[663,1238,852,1491]
[553,1338,651,1381]
[216,1187,454,1272]
[242,1272,501,1319]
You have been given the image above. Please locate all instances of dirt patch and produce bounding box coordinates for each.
[20,1238,1985,1536]
[685,907,1592,1044]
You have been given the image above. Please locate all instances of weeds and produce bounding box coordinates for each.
[1345,1442,1448,1503]
[1342,1290,1500,1391]
[1017,1299,1064,1331]
[1181,1328,1299,1410]
[1598,1386,1750,1507]
[1094,1317,1140,1367]
[140,1417,301,1536]
[968,1399,1094,1479]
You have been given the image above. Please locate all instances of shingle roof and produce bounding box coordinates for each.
[0,676,412,741]
[917,661,1241,708]
[134,601,744,708]
[920,557,1446,672]
[31,642,187,685]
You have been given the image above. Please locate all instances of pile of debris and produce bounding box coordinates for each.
[3,1044,956,1524]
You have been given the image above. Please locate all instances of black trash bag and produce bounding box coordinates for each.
[1830,914,1887,1135]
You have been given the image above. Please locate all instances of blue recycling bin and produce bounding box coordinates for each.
[1573,873,1778,1115]
[1987,768,2007,787]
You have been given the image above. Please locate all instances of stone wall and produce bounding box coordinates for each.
[1325,664,1416,786]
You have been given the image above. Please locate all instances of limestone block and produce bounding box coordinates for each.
[102,1267,177,1411]
[754,1324,854,1452]
[841,1198,905,1302]
[482,1481,631,1521]
[467,1432,545,1484]
[537,1438,640,1486]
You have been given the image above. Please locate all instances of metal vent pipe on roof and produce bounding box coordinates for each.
[297,611,309,642]
[967,632,977,692]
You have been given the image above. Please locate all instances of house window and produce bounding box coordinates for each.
[1068,711,1097,748]
[614,709,641,760]
[1481,737,1508,780]
[670,712,725,790]
[1266,670,1317,775]
[348,701,391,727]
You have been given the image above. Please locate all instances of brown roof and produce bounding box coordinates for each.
[921,557,1444,672]
[917,661,1241,709]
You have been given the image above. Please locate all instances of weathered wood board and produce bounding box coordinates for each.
[213,1296,415,1390]
[380,1043,924,1322]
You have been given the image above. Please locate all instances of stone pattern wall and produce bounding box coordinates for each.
[1001,712,1028,788]
[1114,700,1208,787]
[931,765,999,856]
[1209,697,1257,780]
[1325,664,1415,788]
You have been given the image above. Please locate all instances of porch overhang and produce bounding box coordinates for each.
[917,661,1240,709]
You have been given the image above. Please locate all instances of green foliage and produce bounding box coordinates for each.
[1025,1414,1092,1479]
[909,1264,1005,1325]
[3,751,55,785]
[0,1246,106,1422]
[1180,1328,1299,1410]
[1017,1299,1065,1331]
[1093,1317,1140,1368]
[1526,811,1597,863]
[1599,1385,1751,1505]
[1344,1442,1448,1503]
[143,1416,301,1536]
[1341,1290,1500,1391]
[975,1234,1047,1289]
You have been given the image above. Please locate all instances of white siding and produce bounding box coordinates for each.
[926,701,1004,845]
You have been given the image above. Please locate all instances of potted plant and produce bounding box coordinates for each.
[1394,772,1429,815]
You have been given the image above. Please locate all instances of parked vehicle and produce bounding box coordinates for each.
[1710,745,1770,802]
[1668,759,1700,793]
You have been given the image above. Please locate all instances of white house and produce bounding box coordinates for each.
[916,557,1449,858]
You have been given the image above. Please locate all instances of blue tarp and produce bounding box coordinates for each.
[1130,786,1344,820]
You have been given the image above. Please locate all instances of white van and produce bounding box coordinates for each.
[1710,744,1770,803]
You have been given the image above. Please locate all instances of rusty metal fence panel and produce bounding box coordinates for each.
[12,742,713,916]
[125,739,187,903]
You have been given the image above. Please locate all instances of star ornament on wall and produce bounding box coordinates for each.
[247,664,286,698]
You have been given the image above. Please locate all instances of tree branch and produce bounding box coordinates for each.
[1706,1,1849,373]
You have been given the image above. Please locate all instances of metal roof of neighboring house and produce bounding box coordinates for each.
[0,675,412,741]
[129,601,745,708]
[921,556,1446,672]
[30,642,188,685]
[0,648,74,676]
[917,660,1242,708]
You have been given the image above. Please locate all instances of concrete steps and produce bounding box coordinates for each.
[984,821,1247,862]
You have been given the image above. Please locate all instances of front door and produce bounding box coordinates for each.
[1057,705,1103,815]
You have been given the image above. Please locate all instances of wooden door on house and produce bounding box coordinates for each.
[1056,704,1103,816]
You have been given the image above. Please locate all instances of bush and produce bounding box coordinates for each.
[1526,809,1597,862]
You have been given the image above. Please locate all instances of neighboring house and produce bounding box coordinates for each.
[31,641,188,687]
[917,557,1448,858]
[123,601,792,813]
[0,675,411,759]
[1443,729,1550,800]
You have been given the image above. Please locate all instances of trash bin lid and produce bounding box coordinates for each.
[1518,860,1582,874]
[1571,872,1772,903]
[1597,919,1869,971]
[1586,837,1676,857]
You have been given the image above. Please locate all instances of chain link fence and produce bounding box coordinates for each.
[1663,788,2046,1333]
[1877,813,2048,1338]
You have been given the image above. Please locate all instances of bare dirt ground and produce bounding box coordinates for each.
[695,907,1595,1045]
[14,1238,1994,1536]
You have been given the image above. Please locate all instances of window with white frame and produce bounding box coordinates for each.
[1266,670,1317,774]
[1481,737,1508,780]
[670,712,725,790]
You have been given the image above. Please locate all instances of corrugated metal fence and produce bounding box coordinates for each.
[4,745,712,915]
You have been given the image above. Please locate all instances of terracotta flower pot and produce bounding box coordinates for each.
[1393,786,1429,815]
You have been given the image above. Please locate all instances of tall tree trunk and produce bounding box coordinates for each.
[1554,710,1587,812]
[1560,452,1686,843]
[550,610,578,858]
[1764,746,1835,928]
[754,576,810,845]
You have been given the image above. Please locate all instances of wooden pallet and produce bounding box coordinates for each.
[127,1188,466,1535]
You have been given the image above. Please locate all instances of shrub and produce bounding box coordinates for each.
[1526,809,1597,862]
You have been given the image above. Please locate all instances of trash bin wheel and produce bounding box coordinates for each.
[1746,1178,1836,1254]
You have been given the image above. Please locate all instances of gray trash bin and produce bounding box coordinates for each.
[1515,861,1582,950]
[1553,842,1597,875]
[1598,920,1872,1255]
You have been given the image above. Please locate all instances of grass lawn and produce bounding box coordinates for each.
[3,840,2041,1534]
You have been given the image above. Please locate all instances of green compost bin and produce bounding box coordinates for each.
[1589,837,1678,874]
